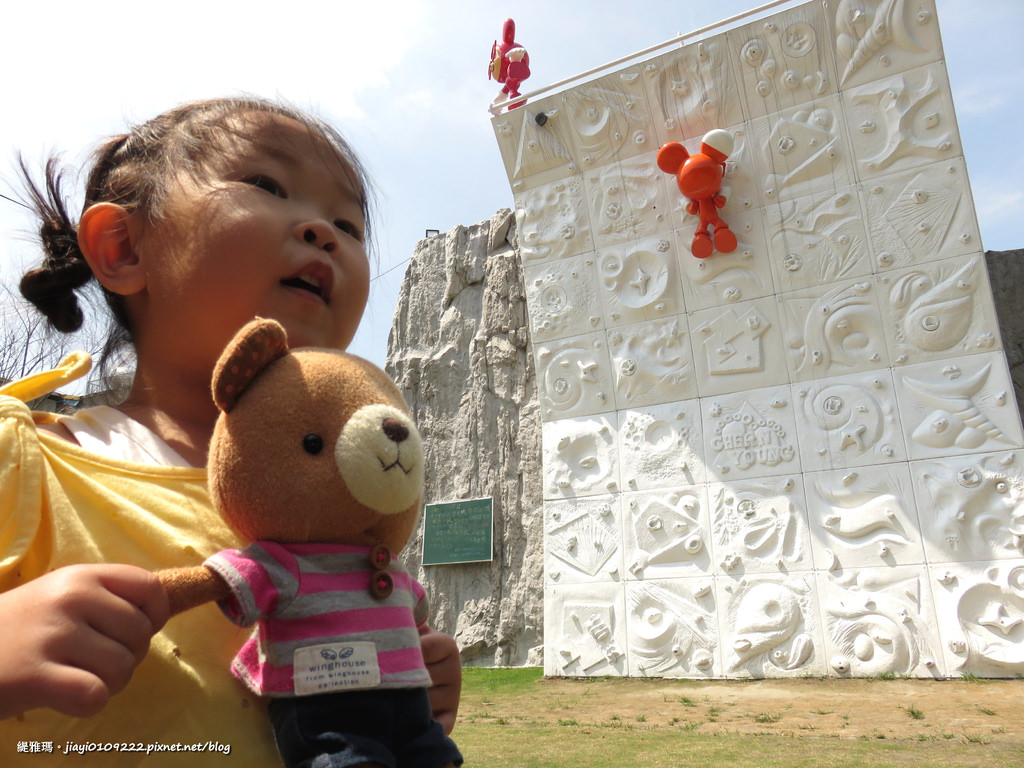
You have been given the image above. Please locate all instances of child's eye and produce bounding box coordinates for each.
[244,175,287,198]
[334,219,364,242]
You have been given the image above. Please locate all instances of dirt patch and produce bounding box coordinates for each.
[519,676,1024,743]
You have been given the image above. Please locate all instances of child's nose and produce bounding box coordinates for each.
[295,220,338,253]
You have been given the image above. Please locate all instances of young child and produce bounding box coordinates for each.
[0,97,461,764]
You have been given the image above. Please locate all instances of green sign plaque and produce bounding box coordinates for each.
[422,497,493,565]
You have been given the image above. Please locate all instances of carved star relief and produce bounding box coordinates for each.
[630,266,651,297]
[840,423,869,451]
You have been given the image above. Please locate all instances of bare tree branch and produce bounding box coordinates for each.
[0,283,112,402]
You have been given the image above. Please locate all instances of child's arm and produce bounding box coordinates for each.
[0,564,169,719]
[419,625,461,735]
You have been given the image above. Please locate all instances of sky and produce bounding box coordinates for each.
[0,0,1019,383]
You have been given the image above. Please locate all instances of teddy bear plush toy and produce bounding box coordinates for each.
[157,317,462,768]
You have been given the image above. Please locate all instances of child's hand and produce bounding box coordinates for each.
[419,625,461,734]
[0,564,169,719]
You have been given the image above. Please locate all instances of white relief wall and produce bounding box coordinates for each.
[492,0,1024,678]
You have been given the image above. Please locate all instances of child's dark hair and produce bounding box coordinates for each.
[17,96,375,373]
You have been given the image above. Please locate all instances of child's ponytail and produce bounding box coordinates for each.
[17,157,95,333]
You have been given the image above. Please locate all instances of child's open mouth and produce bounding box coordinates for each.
[281,274,328,303]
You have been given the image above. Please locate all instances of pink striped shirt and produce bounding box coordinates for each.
[205,542,431,697]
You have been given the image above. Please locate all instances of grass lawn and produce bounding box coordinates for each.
[452,667,1024,768]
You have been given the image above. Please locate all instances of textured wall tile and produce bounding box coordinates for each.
[535,332,615,420]
[894,352,1024,460]
[559,67,655,167]
[643,30,744,145]
[663,121,763,215]
[708,473,813,575]
[524,254,603,342]
[930,562,1024,679]
[793,369,906,471]
[748,95,856,204]
[542,413,619,500]
[779,276,888,381]
[625,578,720,677]
[815,565,944,678]
[764,186,873,293]
[877,252,1001,367]
[545,495,624,585]
[728,1,837,120]
[584,154,672,247]
[622,485,711,578]
[514,175,594,264]
[676,207,774,310]
[703,385,801,481]
[863,158,982,271]
[825,0,943,90]
[804,463,925,571]
[691,298,789,397]
[717,573,826,678]
[545,582,627,676]
[607,317,697,408]
[493,92,576,188]
[843,62,960,181]
[911,451,1024,564]
[595,234,684,327]
[619,401,706,491]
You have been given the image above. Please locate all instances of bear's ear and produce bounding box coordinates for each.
[212,318,289,413]
[656,142,690,175]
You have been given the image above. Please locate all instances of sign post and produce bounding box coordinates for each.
[422,497,494,566]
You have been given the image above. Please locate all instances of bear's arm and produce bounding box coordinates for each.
[157,565,231,616]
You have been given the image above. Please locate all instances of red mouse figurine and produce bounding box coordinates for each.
[489,18,530,109]
[657,129,738,258]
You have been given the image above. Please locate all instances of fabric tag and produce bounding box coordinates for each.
[293,641,381,696]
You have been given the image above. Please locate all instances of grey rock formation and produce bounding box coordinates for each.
[986,249,1024,420]
[386,209,544,667]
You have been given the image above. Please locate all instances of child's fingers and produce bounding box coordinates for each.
[35,659,121,719]
[419,627,461,734]
[419,626,457,667]
[75,586,162,667]
[0,564,168,719]
[57,620,143,697]
[97,565,171,635]
[51,565,167,664]
[41,567,167,711]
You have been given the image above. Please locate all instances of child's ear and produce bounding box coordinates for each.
[78,202,146,296]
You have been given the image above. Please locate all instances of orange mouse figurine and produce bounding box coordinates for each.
[658,129,738,258]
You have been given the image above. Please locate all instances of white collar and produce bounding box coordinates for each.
[57,405,195,467]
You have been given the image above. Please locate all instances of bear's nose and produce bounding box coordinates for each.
[381,417,409,443]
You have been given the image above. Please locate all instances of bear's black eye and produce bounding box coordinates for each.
[302,434,324,455]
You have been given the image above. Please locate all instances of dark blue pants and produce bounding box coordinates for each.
[268,688,463,768]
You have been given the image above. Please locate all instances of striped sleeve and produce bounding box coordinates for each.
[204,543,299,626]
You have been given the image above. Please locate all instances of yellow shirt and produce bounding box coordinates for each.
[0,354,280,766]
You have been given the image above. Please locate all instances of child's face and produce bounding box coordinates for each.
[132,113,371,374]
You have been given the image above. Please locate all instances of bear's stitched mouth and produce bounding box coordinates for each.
[378,454,414,475]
